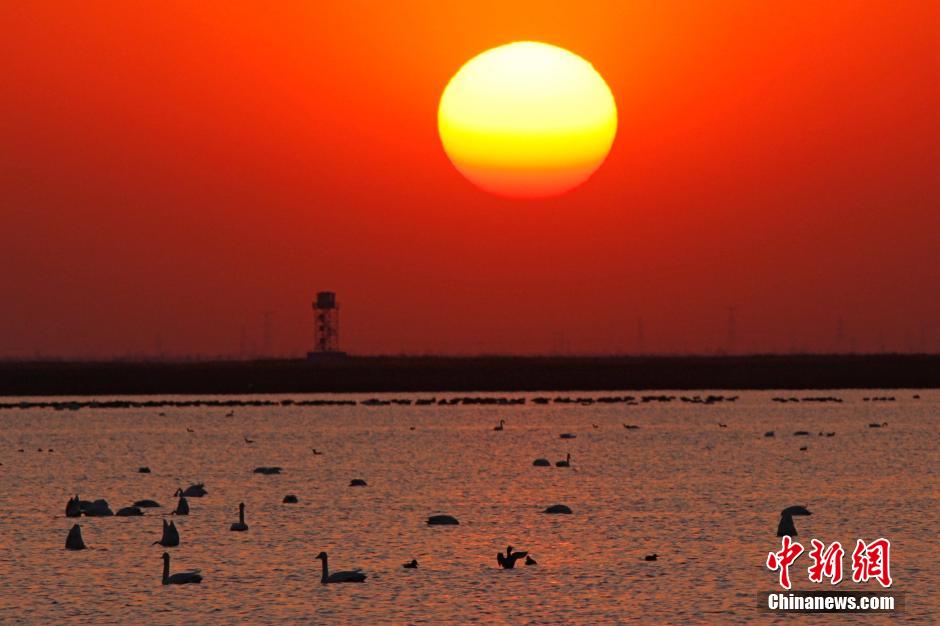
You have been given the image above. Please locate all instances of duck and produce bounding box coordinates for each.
[427,515,459,525]
[161,552,202,585]
[764,431,775,437]
[777,505,812,536]
[799,446,808,451]
[496,546,527,569]
[555,453,571,468]
[229,502,248,531]
[493,419,505,432]
[532,458,551,467]
[253,466,282,475]
[525,556,537,566]
[65,524,87,550]
[154,519,180,547]
[312,449,324,455]
[644,554,658,562]
[623,424,640,430]
[544,504,572,514]
[316,552,366,583]
[402,559,418,569]
[138,467,151,473]
[283,494,298,504]
[559,433,576,439]
[172,497,189,516]
[174,484,207,498]
[186,428,194,433]
[717,423,728,428]
[349,479,367,487]
[133,499,161,508]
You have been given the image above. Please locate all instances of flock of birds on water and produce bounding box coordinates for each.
[46,391,916,586]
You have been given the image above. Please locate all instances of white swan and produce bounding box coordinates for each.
[162,552,202,585]
[230,502,248,531]
[316,552,366,583]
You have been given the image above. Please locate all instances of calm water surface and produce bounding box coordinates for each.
[0,390,936,624]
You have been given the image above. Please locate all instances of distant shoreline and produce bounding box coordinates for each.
[1,354,938,396]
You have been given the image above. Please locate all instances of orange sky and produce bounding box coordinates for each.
[1,1,938,357]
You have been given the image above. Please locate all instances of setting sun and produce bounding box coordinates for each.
[438,41,617,199]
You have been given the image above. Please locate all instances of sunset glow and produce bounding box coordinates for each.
[438,42,617,198]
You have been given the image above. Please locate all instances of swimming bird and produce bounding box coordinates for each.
[777,505,812,536]
[229,502,248,531]
[544,504,572,514]
[154,519,180,547]
[312,449,324,455]
[138,467,151,473]
[525,556,537,566]
[174,484,207,498]
[793,431,810,436]
[83,499,113,517]
[717,423,728,428]
[764,431,775,437]
[559,433,576,439]
[116,506,144,516]
[65,524,87,550]
[623,424,640,430]
[133,499,161,508]
[161,552,202,585]
[532,458,551,467]
[496,546,528,569]
[186,428,194,433]
[283,495,298,504]
[403,559,418,569]
[66,495,82,518]
[316,552,366,584]
[172,497,189,516]
[555,453,571,468]
[493,419,505,432]
[644,554,658,562]
[244,437,254,444]
[592,424,599,429]
[253,466,282,475]
[799,446,808,451]
[349,479,367,487]
[427,515,459,525]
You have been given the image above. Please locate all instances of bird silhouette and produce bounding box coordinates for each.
[316,552,366,583]
[777,506,812,536]
[161,552,202,585]
[497,546,528,569]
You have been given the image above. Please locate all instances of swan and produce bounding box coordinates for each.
[283,495,298,504]
[172,497,189,516]
[66,495,82,518]
[316,552,366,583]
[230,502,248,531]
[532,458,551,467]
[116,506,143,516]
[133,499,161,508]
[349,479,367,487]
[493,420,505,431]
[154,519,180,547]
[525,556,537,566]
[161,552,202,585]
[66,524,86,550]
[555,453,571,468]
[427,515,459,525]
[496,546,527,569]
[403,559,418,569]
[544,504,572,514]
[174,484,207,498]
[777,505,812,536]
[83,499,113,517]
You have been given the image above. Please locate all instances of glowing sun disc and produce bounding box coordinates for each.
[438,41,617,199]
